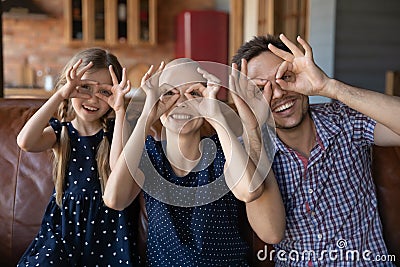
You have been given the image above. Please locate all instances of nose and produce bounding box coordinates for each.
[175,92,188,107]
[87,91,100,103]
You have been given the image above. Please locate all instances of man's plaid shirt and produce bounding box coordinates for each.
[271,101,393,266]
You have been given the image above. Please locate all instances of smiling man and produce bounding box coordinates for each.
[232,34,400,266]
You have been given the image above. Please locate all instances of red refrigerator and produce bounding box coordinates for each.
[175,10,229,100]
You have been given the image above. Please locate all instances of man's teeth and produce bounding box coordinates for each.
[275,101,294,112]
[171,114,192,120]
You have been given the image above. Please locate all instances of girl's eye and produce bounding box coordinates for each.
[99,89,112,97]
[80,85,91,91]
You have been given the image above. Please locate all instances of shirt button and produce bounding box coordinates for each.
[317,234,322,240]
[311,211,316,217]
[308,188,314,194]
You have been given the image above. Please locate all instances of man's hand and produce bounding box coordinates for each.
[269,34,333,98]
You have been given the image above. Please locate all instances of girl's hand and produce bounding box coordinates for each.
[57,59,97,99]
[96,66,131,112]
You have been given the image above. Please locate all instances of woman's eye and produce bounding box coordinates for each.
[163,91,175,96]
[99,90,112,97]
[190,91,202,97]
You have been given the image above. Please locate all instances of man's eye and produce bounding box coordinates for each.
[257,85,265,92]
[99,90,112,97]
[282,72,294,81]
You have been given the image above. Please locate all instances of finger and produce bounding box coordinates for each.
[275,73,289,90]
[241,58,248,77]
[159,84,175,95]
[157,61,165,72]
[262,81,273,105]
[268,43,294,62]
[275,61,292,80]
[94,93,110,103]
[197,67,221,85]
[97,84,113,91]
[231,63,240,80]
[76,61,93,78]
[79,80,100,87]
[120,67,127,85]
[187,83,204,92]
[184,92,194,100]
[279,33,304,58]
[123,80,131,94]
[108,65,119,85]
[152,62,165,85]
[297,36,313,60]
[72,59,83,71]
[72,92,91,99]
[141,65,154,86]
[66,66,74,82]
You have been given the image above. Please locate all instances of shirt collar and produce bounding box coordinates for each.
[271,104,342,155]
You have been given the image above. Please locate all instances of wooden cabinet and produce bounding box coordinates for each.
[64,0,157,46]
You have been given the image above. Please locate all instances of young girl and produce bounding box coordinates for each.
[16,48,139,266]
[103,58,285,266]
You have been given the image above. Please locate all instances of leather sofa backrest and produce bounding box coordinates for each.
[1,98,399,266]
[0,98,53,266]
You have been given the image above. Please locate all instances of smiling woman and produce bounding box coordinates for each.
[102,58,286,266]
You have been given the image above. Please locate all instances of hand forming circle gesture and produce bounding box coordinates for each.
[58,59,98,100]
[183,68,225,123]
[268,34,331,97]
[95,66,131,112]
[140,62,180,125]
[230,59,272,129]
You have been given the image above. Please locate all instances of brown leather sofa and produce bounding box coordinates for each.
[0,98,399,266]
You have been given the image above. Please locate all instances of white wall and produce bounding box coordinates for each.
[308,0,336,103]
[243,0,259,42]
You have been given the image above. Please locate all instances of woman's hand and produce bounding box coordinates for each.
[57,59,98,100]
[141,62,179,125]
[184,68,222,121]
[230,59,271,129]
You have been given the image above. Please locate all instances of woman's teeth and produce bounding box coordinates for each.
[275,101,294,112]
[171,114,192,120]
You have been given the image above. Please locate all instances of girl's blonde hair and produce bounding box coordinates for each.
[52,48,123,206]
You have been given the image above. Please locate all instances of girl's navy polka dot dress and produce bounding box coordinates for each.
[141,135,250,267]
[17,118,139,267]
